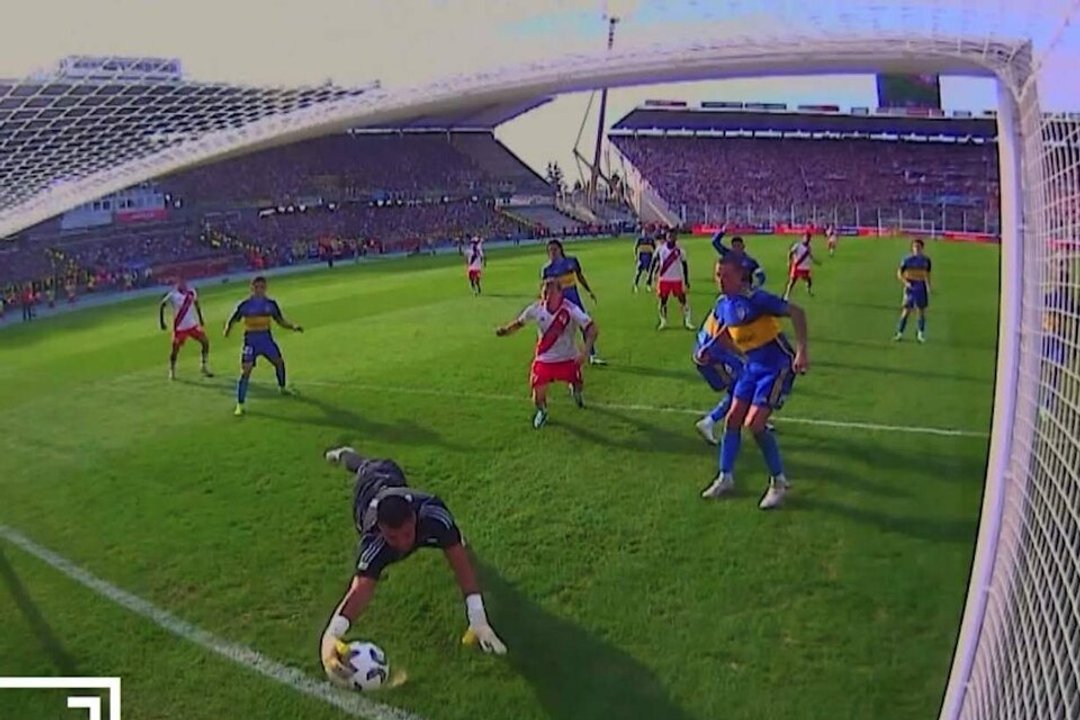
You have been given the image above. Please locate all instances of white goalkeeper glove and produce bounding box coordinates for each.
[461,594,507,655]
[321,614,354,688]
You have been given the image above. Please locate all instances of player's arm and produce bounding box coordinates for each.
[159,297,168,331]
[681,257,690,289]
[442,543,506,654]
[223,304,242,338]
[574,263,597,302]
[784,302,810,373]
[711,229,730,257]
[194,300,206,327]
[757,292,809,373]
[496,304,533,337]
[897,264,911,288]
[271,302,304,333]
[320,574,378,686]
[925,259,933,294]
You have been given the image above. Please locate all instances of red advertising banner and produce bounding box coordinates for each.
[691,224,1000,243]
[115,208,169,224]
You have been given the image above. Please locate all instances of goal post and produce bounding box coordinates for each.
[940,27,1080,719]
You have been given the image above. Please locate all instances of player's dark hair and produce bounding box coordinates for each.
[546,239,565,257]
[252,276,267,286]
[912,238,925,248]
[731,236,745,246]
[376,495,415,529]
[719,254,750,283]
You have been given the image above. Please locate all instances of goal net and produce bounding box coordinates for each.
[940,3,1080,719]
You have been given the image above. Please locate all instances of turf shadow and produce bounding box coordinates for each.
[602,363,698,384]
[477,560,694,720]
[249,392,474,452]
[794,497,978,544]
[0,548,80,675]
[812,358,988,385]
[558,404,706,456]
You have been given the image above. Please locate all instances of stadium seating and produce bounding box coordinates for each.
[612,135,999,231]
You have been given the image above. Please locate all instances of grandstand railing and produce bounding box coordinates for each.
[686,203,1000,236]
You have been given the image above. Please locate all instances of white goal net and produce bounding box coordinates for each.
[0,2,1077,717]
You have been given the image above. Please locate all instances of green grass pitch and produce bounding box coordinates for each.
[0,234,998,720]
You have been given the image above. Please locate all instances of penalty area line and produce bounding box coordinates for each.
[298,379,989,439]
[0,524,428,720]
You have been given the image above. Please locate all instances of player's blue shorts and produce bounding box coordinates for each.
[637,253,653,272]
[733,361,795,410]
[903,285,929,310]
[242,332,282,365]
[1043,336,1066,366]
[696,361,737,392]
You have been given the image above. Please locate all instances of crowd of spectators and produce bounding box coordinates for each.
[161,132,549,206]
[612,136,999,231]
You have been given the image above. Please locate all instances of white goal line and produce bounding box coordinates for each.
[0,524,427,720]
[299,379,990,439]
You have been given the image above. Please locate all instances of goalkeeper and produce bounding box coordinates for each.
[319,446,507,686]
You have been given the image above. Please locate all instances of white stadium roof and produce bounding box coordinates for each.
[0,31,1037,238]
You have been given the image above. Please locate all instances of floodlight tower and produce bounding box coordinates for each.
[587,12,620,207]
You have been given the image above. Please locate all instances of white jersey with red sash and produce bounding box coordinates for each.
[165,288,200,331]
[655,243,687,283]
[467,243,484,271]
[519,299,592,363]
[789,242,813,272]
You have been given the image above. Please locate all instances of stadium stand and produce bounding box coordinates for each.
[609,107,1001,233]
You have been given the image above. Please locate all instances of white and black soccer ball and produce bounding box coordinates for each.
[343,641,390,691]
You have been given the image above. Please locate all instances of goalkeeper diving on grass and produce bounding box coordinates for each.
[320,447,507,686]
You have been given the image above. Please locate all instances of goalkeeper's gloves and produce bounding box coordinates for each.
[462,594,507,655]
[321,614,354,687]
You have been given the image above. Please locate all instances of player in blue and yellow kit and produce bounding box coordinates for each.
[1041,269,1076,418]
[542,239,606,365]
[894,239,933,343]
[692,305,745,444]
[712,227,767,289]
[700,255,809,510]
[632,227,657,292]
[224,276,304,416]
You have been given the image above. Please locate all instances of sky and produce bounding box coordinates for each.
[0,0,1073,180]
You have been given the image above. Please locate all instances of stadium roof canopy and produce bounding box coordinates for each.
[0,33,1034,237]
[611,108,1000,139]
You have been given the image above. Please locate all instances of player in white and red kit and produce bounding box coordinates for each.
[783,232,817,300]
[465,236,486,295]
[496,278,599,429]
[825,224,838,256]
[159,279,213,380]
[649,229,693,330]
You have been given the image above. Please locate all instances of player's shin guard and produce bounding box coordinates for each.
[237,375,250,404]
[275,363,287,388]
[917,316,926,335]
[896,314,909,335]
[718,427,742,473]
[753,429,785,477]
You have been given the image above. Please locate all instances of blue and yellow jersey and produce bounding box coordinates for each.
[635,235,656,257]
[714,290,793,365]
[695,306,745,372]
[230,295,283,335]
[1044,289,1077,336]
[900,254,932,289]
[542,256,583,301]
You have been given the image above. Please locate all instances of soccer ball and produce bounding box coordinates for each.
[343,641,390,691]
